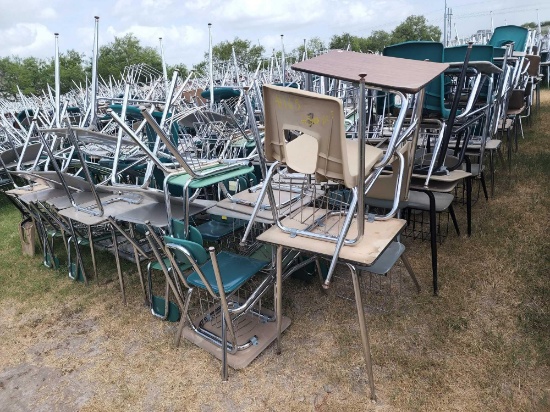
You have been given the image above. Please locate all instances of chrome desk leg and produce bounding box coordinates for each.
[276,245,283,355]
[129,224,146,304]
[111,223,126,305]
[348,263,376,402]
[87,226,98,283]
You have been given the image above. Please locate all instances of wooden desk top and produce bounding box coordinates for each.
[291,50,448,93]
[412,169,471,183]
[257,207,405,266]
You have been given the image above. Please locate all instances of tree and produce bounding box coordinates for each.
[43,50,87,94]
[0,57,23,99]
[204,37,265,69]
[168,63,189,81]
[95,33,163,82]
[329,32,381,53]
[391,15,442,44]
[292,37,326,61]
[365,30,392,53]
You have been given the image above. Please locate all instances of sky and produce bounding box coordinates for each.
[0,0,548,68]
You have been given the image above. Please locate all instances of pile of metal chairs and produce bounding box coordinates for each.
[0,23,545,401]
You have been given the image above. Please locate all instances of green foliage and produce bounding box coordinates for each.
[0,51,86,99]
[391,15,441,44]
[330,15,441,54]
[96,33,163,82]
[47,50,87,93]
[168,63,189,81]
[203,37,265,69]
[292,37,326,60]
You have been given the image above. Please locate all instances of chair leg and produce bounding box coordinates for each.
[489,151,495,197]
[174,288,194,347]
[400,254,421,293]
[347,263,376,402]
[480,171,489,201]
[110,224,126,305]
[221,311,228,381]
[449,205,460,236]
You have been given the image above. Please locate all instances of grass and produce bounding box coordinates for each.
[0,92,549,411]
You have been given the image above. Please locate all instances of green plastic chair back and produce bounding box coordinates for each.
[444,45,494,63]
[488,25,529,52]
[383,41,447,118]
[444,44,495,99]
[200,87,240,102]
[163,235,209,267]
[171,219,203,245]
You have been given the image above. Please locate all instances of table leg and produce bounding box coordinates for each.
[348,264,376,401]
[111,223,126,305]
[466,176,472,237]
[276,244,283,355]
[489,149,495,197]
[129,224,147,304]
[67,218,88,285]
[88,226,98,283]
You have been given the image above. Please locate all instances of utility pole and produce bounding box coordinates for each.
[444,0,447,46]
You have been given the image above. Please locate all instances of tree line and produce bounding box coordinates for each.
[0,15,441,99]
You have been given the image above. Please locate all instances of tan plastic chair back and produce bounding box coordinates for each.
[263,84,381,189]
[364,141,412,202]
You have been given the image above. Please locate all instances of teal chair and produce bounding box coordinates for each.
[383,41,448,118]
[444,44,494,64]
[163,235,268,380]
[146,219,203,322]
[444,44,495,101]
[488,25,529,52]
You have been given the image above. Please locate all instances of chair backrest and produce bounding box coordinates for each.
[364,141,412,202]
[488,25,529,52]
[444,45,494,63]
[171,219,203,245]
[526,54,541,77]
[383,41,445,116]
[263,84,356,188]
[163,234,208,266]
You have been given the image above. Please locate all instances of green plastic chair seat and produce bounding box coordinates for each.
[197,219,246,241]
[167,165,254,189]
[200,87,240,102]
[151,256,193,273]
[187,251,267,294]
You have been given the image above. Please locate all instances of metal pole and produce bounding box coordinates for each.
[90,16,100,128]
[443,0,447,47]
[281,35,285,86]
[208,23,214,110]
[159,37,168,88]
[54,33,60,128]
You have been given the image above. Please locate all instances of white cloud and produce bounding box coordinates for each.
[38,7,57,20]
[104,24,205,65]
[214,0,325,26]
[0,23,55,58]
[0,0,59,29]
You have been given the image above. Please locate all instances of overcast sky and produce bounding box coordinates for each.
[0,0,548,67]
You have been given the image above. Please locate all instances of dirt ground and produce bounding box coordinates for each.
[0,92,549,411]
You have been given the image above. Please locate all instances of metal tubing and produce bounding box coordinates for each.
[54,33,60,128]
[348,263,376,401]
[90,16,100,128]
